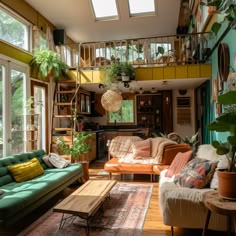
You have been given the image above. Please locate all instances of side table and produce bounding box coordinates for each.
[202,190,236,236]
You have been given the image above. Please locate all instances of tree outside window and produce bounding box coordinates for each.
[108,99,134,124]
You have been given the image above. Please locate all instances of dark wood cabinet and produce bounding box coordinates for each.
[136,94,162,134]
[136,92,172,135]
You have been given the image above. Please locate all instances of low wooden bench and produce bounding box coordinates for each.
[53,180,117,235]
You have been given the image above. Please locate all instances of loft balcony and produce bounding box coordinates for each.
[77,32,211,68]
[68,32,212,89]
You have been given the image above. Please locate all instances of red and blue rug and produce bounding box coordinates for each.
[19,183,153,236]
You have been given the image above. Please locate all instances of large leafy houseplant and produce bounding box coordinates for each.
[106,62,135,82]
[56,132,92,161]
[208,90,236,199]
[201,0,236,35]
[208,91,236,172]
[29,49,68,80]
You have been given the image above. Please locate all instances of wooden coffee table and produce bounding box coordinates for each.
[53,180,117,235]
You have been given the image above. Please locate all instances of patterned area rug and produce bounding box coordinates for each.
[19,183,153,236]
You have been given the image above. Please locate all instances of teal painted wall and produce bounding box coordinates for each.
[206,21,236,144]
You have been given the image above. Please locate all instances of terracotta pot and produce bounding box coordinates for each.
[217,170,236,200]
[79,161,90,184]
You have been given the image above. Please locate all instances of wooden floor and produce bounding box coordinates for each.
[0,159,230,236]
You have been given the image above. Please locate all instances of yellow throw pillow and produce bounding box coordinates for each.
[8,158,44,182]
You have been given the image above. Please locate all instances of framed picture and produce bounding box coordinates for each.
[212,78,218,101]
[217,72,223,91]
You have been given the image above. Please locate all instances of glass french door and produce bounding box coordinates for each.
[31,81,48,153]
[0,57,29,157]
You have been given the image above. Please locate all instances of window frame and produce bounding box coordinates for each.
[128,0,156,17]
[107,94,136,125]
[0,3,32,52]
[90,0,119,21]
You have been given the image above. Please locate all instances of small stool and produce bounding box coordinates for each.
[202,190,236,236]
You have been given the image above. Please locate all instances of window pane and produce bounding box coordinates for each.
[109,100,134,123]
[0,65,3,157]
[91,0,118,20]
[34,86,46,150]
[11,69,25,154]
[0,6,30,50]
[128,0,155,15]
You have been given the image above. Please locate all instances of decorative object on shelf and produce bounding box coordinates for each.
[29,49,68,81]
[208,90,236,199]
[101,89,123,112]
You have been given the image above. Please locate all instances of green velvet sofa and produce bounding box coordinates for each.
[0,149,83,227]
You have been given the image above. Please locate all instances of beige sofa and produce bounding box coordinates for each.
[159,144,230,235]
[104,136,190,181]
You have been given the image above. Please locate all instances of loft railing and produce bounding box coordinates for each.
[77,32,211,69]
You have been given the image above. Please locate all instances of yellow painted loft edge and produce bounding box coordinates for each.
[0,41,32,64]
[71,64,212,84]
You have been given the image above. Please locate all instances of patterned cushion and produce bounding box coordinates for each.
[132,138,151,159]
[7,158,44,182]
[165,150,193,177]
[174,158,218,189]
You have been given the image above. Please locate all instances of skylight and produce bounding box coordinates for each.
[128,0,156,16]
[90,0,119,20]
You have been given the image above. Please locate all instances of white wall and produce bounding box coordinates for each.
[172,89,196,138]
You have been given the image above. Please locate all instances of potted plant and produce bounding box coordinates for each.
[182,132,199,153]
[120,62,135,82]
[208,90,236,199]
[201,0,236,35]
[56,132,92,182]
[29,49,68,80]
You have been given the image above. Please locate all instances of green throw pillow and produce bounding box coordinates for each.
[8,158,44,182]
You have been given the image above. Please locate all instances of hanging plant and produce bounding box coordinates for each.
[201,0,236,35]
[29,49,69,80]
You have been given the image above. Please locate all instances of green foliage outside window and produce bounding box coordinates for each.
[109,100,134,123]
[0,7,29,50]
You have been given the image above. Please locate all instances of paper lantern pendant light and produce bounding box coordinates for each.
[101,90,123,112]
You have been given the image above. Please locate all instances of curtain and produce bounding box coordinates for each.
[202,80,214,144]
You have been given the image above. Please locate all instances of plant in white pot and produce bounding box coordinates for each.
[208,90,236,199]
[120,62,135,82]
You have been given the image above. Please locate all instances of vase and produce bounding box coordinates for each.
[217,170,236,200]
[79,161,90,183]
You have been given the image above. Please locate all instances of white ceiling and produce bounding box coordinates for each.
[25,0,181,42]
[25,0,209,91]
[81,78,209,94]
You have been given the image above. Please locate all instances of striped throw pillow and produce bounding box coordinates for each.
[165,150,193,177]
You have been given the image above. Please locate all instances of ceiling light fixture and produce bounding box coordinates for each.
[150,87,157,93]
[138,87,144,94]
[162,81,168,86]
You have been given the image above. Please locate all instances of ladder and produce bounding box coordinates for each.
[50,79,79,162]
